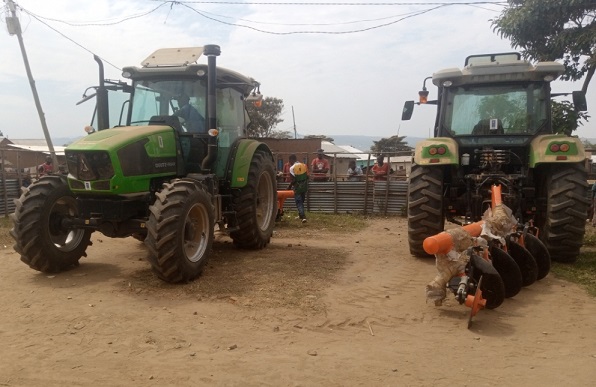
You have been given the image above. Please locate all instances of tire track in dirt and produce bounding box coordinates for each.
[292,217,442,332]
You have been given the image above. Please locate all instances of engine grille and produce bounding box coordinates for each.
[66,151,114,181]
[476,149,511,171]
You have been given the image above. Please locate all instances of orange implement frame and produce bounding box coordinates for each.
[422,185,503,255]
[277,190,294,212]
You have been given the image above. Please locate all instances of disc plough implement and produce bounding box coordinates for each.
[425,185,551,328]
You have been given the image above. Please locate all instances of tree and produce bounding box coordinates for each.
[303,135,335,142]
[491,0,596,94]
[246,97,285,138]
[270,130,293,139]
[370,135,412,155]
[477,94,525,129]
[552,100,591,135]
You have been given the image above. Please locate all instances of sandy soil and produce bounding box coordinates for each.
[1,216,595,386]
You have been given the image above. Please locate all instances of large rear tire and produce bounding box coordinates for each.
[407,165,445,257]
[229,150,277,249]
[10,176,92,273]
[145,179,214,283]
[536,164,588,263]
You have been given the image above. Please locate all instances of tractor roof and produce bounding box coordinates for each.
[432,52,565,87]
[121,46,258,96]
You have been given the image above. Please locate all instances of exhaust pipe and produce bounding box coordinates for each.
[201,44,221,171]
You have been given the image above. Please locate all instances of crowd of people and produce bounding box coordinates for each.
[280,150,398,224]
[280,151,395,183]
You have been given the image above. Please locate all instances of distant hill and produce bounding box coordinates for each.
[327,135,425,151]
[326,135,379,151]
[53,137,83,147]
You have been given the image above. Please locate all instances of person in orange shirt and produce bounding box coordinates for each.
[371,154,390,181]
[38,156,54,176]
[311,149,330,182]
[282,157,294,183]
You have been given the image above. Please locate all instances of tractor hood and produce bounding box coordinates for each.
[65,125,179,195]
[67,125,174,151]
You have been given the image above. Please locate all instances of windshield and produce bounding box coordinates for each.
[130,79,207,132]
[443,83,548,136]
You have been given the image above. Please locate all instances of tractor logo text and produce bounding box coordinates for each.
[155,161,175,169]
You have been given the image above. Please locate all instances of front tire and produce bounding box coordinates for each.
[407,165,445,257]
[536,164,588,263]
[10,176,92,273]
[145,180,214,283]
[229,150,277,249]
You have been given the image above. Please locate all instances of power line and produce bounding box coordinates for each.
[179,2,450,34]
[22,2,170,27]
[152,1,507,5]
[9,0,507,35]
[184,6,430,26]
[19,8,122,71]
[8,0,507,66]
[14,0,505,29]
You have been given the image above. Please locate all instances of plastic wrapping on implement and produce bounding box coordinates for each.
[423,222,483,255]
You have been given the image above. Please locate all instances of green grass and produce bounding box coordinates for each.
[0,216,12,246]
[548,225,596,297]
[550,252,596,297]
[274,211,370,232]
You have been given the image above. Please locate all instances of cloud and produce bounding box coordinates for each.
[1,0,594,139]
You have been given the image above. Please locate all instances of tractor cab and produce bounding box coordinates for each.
[79,46,262,177]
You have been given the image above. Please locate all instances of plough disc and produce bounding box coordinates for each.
[506,239,538,287]
[523,233,551,281]
[469,253,505,309]
[489,246,523,298]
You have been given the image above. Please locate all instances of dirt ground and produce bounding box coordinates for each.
[1,216,595,386]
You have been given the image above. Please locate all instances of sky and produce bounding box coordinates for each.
[1,0,594,144]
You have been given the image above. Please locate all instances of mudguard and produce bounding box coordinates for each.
[413,137,459,166]
[229,139,274,188]
[529,134,585,167]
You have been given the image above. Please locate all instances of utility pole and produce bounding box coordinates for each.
[5,0,58,166]
[292,106,297,139]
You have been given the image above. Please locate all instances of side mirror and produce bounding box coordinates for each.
[402,100,415,121]
[246,92,263,108]
[401,101,414,121]
[572,91,587,112]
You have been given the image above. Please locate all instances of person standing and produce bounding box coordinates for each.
[311,148,330,182]
[282,158,293,183]
[371,154,390,181]
[287,154,308,223]
[347,160,363,181]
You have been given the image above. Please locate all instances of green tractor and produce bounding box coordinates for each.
[11,45,278,283]
[403,52,589,263]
